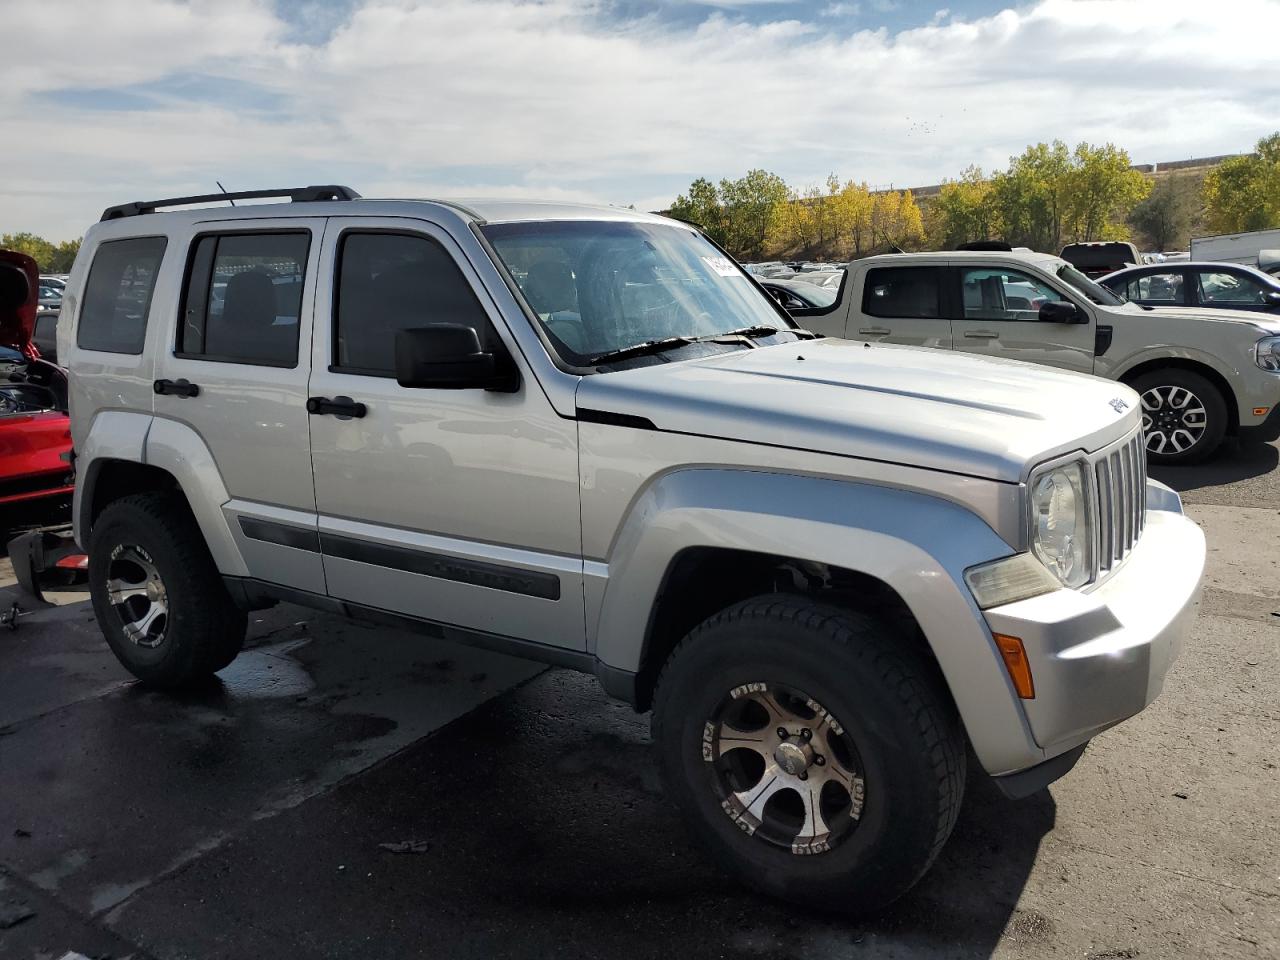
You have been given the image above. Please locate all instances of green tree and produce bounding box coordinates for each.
[830,180,874,258]
[718,169,790,258]
[0,233,81,272]
[668,177,726,246]
[870,190,926,251]
[1064,142,1150,242]
[992,141,1074,251]
[1202,132,1280,233]
[1129,174,1199,251]
[928,166,999,248]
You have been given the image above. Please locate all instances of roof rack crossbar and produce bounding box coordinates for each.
[100,185,361,222]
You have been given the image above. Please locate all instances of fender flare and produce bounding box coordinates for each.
[590,468,1043,774]
[76,413,248,576]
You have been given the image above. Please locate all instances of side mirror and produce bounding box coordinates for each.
[1039,300,1086,324]
[394,324,518,392]
[1265,290,1280,306]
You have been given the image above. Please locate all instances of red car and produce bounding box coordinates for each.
[0,249,73,510]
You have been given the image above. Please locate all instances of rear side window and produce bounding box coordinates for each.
[333,232,491,375]
[77,237,167,354]
[862,267,942,319]
[179,232,310,367]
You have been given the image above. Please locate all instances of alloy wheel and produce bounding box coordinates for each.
[1140,385,1207,456]
[703,682,866,855]
[105,545,169,648]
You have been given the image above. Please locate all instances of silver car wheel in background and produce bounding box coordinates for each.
[703,682,866,855]
[106,545,169,648]
[1140,385,1208,456]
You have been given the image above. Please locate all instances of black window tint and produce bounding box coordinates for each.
[77,237,167,354]
[179,232,309,366]
[863,267,942,319]
[334,232,491,375]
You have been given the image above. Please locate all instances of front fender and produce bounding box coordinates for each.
[591,468,1043,775]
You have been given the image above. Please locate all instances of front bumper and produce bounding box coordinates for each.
[982,491,1205,761]
[1239,401,1280,443]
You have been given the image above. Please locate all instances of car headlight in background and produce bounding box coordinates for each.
[1256,336,1280,372]
[1029,460,1092,588]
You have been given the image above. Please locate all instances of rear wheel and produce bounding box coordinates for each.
[89,492,246,688]
[651,594,965,913]
[1131,368,1227,465]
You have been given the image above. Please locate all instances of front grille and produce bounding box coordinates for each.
[1094,431,1147,576]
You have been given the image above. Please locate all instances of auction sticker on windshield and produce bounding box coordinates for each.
[702,256,741,277]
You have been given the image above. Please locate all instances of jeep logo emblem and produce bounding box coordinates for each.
[1109,397,1129,413]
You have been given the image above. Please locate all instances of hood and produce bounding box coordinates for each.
[1114,301,1280,333]
[576,338,1141,483]
[0,250,39,354]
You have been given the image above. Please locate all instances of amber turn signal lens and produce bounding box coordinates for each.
[994,634,1035,699]
[1254,407,1270,417]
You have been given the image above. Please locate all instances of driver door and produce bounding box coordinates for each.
[951,265,1095,374]
[306,216,586,651]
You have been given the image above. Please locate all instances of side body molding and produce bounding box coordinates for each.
[590,469,1042,775]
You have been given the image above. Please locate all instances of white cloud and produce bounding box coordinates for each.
[3,0,1279,239]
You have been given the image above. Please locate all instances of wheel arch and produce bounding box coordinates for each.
[590,468,1045,775]
[1117,357,1240,436]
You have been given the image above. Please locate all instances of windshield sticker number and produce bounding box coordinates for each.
[701,256,741,278]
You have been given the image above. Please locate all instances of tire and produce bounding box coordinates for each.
[88,492,246,688]
[651,594,965,913]
[1130,368,1227,466]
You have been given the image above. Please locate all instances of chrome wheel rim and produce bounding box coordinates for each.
[1140,385,1207,456]
[106,545,168,648]
[703,682,865,855]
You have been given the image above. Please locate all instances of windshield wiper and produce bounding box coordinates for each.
[588,336,697,366]
[700,325,819,342]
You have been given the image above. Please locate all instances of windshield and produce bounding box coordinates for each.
[1056,262,1126,306]
[482,220,791,366]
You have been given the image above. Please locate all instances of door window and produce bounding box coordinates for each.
[862,267,943,319]
[179,232,309,366]
[333,232,491,376]
[961,267,1060,321]
[1124,272,1184,304]
[77,237,167,354]
[1197,271,1268,305]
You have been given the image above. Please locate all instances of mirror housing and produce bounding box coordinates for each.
[1264,290,1280,306]
[394,324,518,391]
[1039,300,1086,324]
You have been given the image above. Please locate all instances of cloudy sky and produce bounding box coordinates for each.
[4,0,1278,240]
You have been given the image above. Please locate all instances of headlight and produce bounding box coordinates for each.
[1029,460,1092,588]
[1257,336,1280,372]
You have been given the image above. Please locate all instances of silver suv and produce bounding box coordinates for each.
[61,187,1205,912]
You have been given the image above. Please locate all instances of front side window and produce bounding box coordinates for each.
[77,237,167,354]
[481,220,790,366]
[179,232,309,366]
[1125,272,1185,304]
[862,267,942,319]
[333,232,492,375]
[960,267,1060,321]
[1197,270,1267,305]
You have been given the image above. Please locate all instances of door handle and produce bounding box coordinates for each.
[153,378,200,398]
[306,395,367,419]
[964,330,999,340]
[857,327,891,337]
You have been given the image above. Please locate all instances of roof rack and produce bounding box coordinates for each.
[100,185,361,222]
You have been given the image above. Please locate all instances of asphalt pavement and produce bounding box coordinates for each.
[0,439,1276,960]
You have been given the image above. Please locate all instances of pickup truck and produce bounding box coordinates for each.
[796,250,1280,464]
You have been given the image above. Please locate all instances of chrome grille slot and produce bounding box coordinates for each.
[1094,431,1147,577]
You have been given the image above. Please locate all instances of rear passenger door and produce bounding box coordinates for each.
[951,264,1095,374]
[853,265,953,349]
[151,218,326,595]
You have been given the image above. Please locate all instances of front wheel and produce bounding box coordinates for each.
[1130,369,1227,466]
[651,595,966,913]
